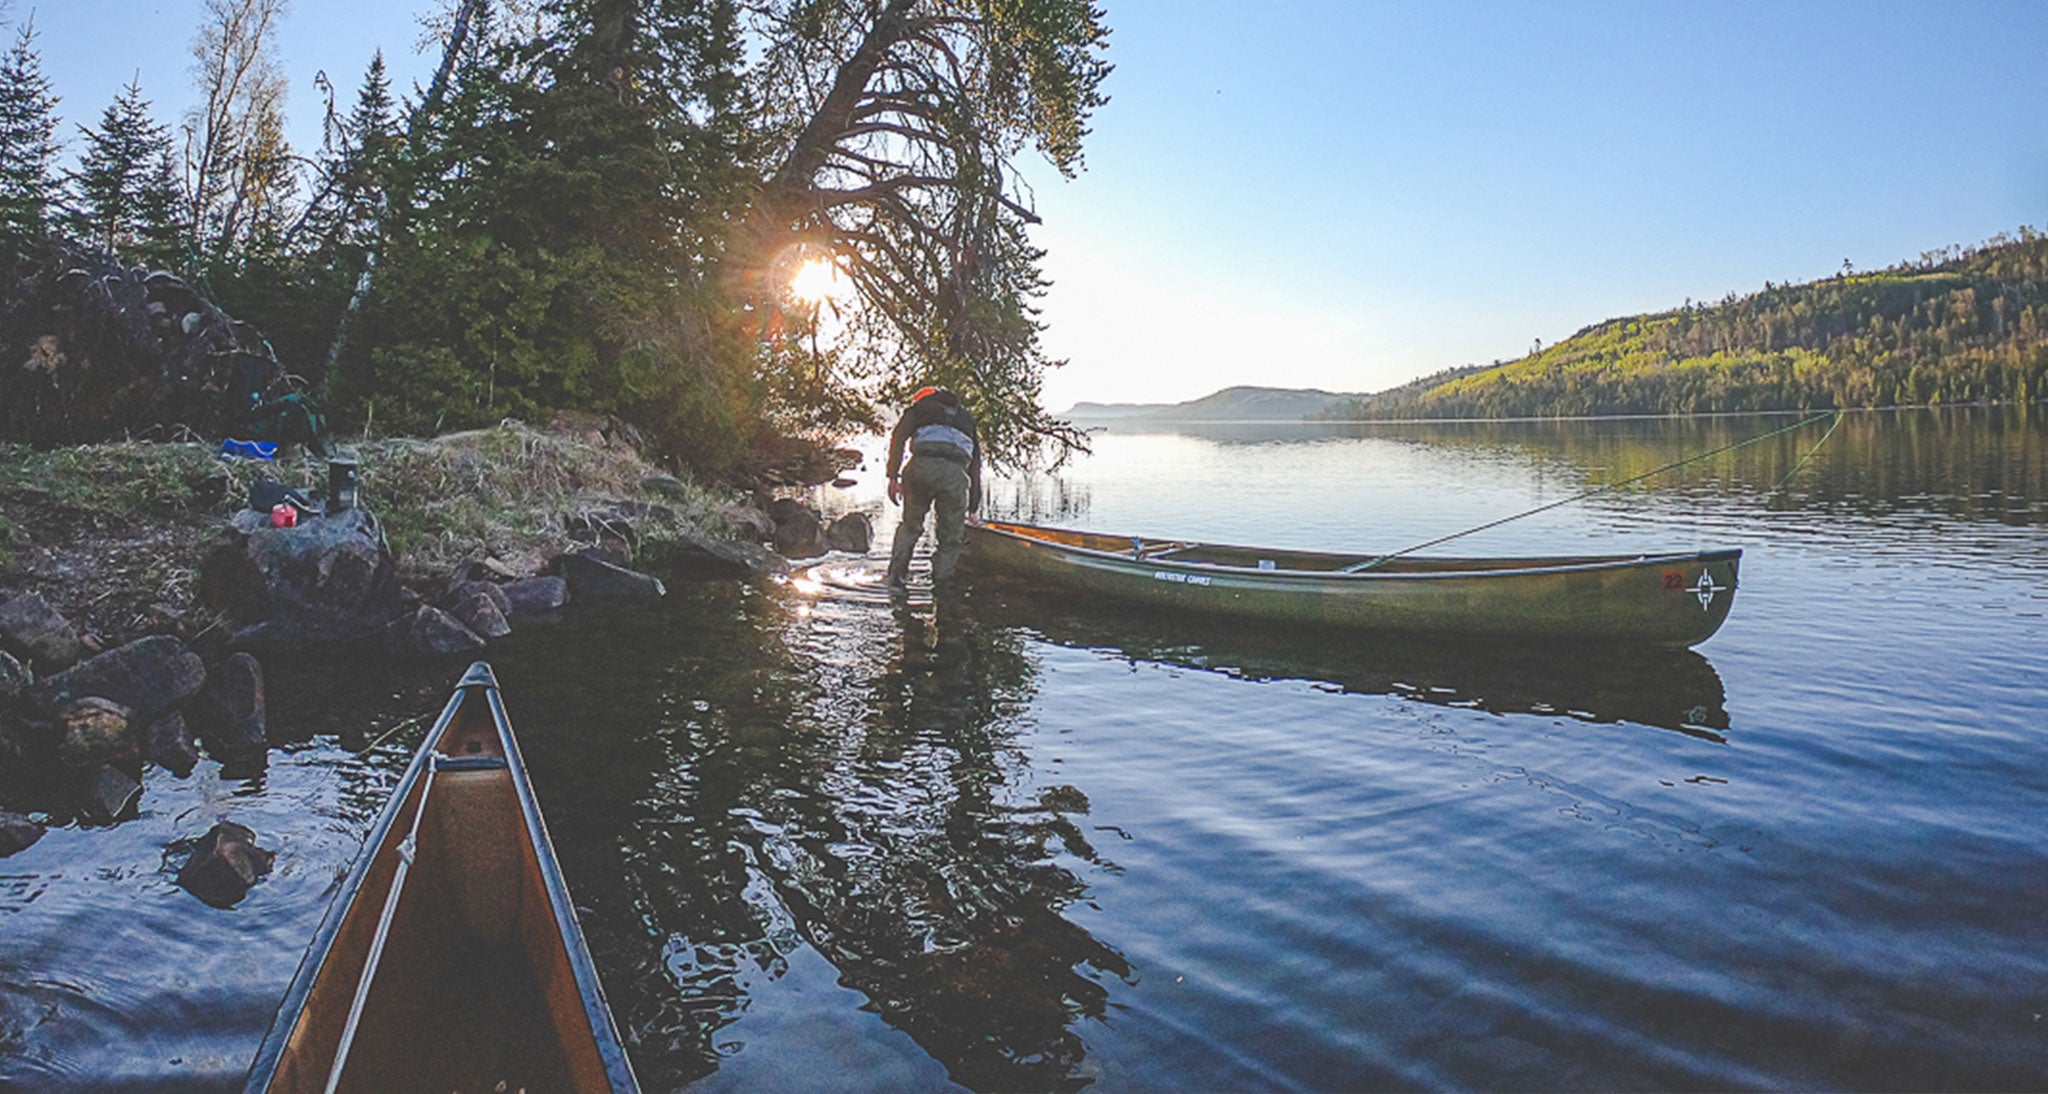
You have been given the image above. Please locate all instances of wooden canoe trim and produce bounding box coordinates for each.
[246,663,637,1093]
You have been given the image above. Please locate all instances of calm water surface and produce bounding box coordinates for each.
[3,408,2046,1091]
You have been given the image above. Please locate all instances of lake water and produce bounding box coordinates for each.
[4,407,2047,1090]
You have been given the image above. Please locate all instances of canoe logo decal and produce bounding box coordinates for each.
[1690,571,1726,609]
[1154,570,1212,586]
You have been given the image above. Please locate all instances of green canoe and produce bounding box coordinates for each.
[966,520,1740,648]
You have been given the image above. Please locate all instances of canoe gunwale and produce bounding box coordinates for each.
[970,520,1742,582]
[244,662,638,1094]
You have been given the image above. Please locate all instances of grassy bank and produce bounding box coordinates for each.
[0,422,729,641]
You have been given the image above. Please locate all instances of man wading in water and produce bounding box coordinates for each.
[884,386,982,599]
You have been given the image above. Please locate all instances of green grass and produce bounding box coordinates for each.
[0,423,728,586]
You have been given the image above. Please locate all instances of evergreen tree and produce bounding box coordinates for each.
[67,78,178,260]
[134,147,192,270]
[301,51,397,255]
[0,19,61,252]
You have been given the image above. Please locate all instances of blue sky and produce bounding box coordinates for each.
[17,1,2048,408]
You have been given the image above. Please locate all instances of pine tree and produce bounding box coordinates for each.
[134,146,191,270]
[302,50,396,254]
[0,19,62,252]
[67,78,178,260]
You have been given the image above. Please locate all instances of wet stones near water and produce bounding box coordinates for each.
[141,710,200,778]
[176,821,274,908]
[193,653,266,763]
[552,549,667,602]
[442,581,513,641]
[825,513,873,554]
[499,576,568,624]
[721,502,777,543]
[28,635,206,726]
[0,811,45,857]
[768,498,828,559]
[658,528,788,580]
[55,697,134,768]
[387,606,488,658]
[80,764,143,823]
[0,591,85,673]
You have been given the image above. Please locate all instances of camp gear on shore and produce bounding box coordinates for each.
[326,455,359,513]
[248,478,319,520]
[968,520,1740,648]
[243,663,638,1094]
[221,439,279,461]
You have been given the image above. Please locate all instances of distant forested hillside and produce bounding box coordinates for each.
[1069,385,1366,421]
[1331,231,2048,419]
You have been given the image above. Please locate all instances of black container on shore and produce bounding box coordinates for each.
[327,454,359,512]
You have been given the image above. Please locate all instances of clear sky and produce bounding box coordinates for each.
[17,1,2048,410]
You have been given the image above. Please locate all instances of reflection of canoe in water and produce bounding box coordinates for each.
[974,588,1732,739]
[245,663,638,1093]
[968,520,1740,648]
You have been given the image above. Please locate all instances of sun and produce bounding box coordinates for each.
[789,256,850,304]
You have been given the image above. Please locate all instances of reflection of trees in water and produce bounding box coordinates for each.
[496,586,1127,1091]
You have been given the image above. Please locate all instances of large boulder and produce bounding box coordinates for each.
[193,653,265,760]
[27,635,205,725]
[768,499,827,559]
[442,583,512,641]
[657,528,788,580]
[0,811,45,856]
[141,710,200,778]
[825,513,873,554]
[719,503,778,543]
[200,506,409,653]
[0,591,84,673]
[176,822,274,907]
[385,606,487,658]
[55,696,133,768]
[551,550,666,602]
[500,576,568,624]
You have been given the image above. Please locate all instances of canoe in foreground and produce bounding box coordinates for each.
[246,663,637,1093]
[967,520,1741,648]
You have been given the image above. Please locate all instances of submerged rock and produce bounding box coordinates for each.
[28,635,205,725]
[0,811,45,857]
[176,821,274,907]
[0,591,84,673]
[80,764,142,823]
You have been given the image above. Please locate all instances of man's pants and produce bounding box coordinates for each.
[887,454,970,587]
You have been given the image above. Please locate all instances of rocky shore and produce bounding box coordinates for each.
[0,421,874,899]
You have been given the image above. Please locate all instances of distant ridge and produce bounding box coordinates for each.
[1328,228,2048,419]
[1065,385,1368,422]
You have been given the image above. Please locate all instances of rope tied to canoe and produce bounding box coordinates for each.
[1339,410,1842,573]
[323,753,447,1094]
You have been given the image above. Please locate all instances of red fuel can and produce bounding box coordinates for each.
[270,503,298,528]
